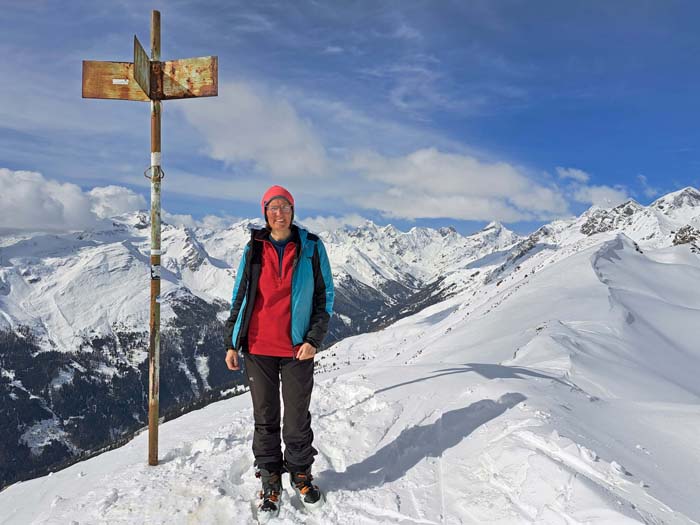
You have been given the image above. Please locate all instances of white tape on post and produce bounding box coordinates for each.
[151,152,161,166]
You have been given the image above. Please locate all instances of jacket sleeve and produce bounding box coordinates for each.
[304,238,334,348]
[224,243,250,352]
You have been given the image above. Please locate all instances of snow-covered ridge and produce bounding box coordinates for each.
[3,213,700,523]
[651,186,700,217]
[1,185,699,352]
[316,218,521,289]
[3,183,698,346]
[578,187,700,248]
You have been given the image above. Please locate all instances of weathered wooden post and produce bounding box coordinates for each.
[81,9,218,466]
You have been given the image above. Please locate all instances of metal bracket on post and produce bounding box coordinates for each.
[144,166,165,180]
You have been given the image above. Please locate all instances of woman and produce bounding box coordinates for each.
[224,185,334,520]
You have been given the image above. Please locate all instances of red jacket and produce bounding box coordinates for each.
[247,237,297,357]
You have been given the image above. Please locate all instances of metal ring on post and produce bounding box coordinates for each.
[144,166,165,180]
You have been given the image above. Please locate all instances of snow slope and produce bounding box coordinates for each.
[2,229,699,525]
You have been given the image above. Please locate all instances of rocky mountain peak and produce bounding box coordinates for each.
[112,210,149,230]
[580,200,645,236]
[672,225,700,252]
[616,200,644,215]
[438,226,457,237]
[651,187,700,212]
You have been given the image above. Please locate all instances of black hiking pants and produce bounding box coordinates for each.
[244,353,317,471]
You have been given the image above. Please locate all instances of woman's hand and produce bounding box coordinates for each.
[225,348,240,370]
[296,342,316,360]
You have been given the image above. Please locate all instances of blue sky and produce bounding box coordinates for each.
[2,0,699,234]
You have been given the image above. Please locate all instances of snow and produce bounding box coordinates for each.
[96,365,119,378]
[196,355,211,391]
[19,419,75,457]
[49,368,74,390]
[1,228,699,524]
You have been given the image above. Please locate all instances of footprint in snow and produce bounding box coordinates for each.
[610,460,632,477]
[98,488,119,514]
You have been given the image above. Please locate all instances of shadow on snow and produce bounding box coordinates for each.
[319,392,526,492]
[376,362,577,394]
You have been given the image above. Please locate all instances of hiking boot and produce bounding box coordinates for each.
[255,468,282,522]
[289,468,325,511]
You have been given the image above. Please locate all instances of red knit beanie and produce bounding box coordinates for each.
[261,185,295,221]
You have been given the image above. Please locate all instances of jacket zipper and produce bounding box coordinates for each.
[290,240,301,357]
[262,233,302,356]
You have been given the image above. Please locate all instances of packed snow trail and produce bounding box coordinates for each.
[0,376,530,524]
[2,367,693,524]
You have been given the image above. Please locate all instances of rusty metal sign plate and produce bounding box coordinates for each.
[82,61,149,101]
[134,35,151,98]
[161,56,218,100]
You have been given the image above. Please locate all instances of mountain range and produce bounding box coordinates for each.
[1,187,699,493]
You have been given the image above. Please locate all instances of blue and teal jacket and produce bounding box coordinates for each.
[224,225,334,352]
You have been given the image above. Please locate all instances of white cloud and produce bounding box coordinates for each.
[363,58,463,114]
[0,168,101,232]
[323,46,344,54]
[358,49,465,115]
[198,214,242,230]
[0,168,149,232]
[145,169,272,202]
[637,174,660,199]
[572,185,629,208]
[556,167,590,183]
[162,212,198,229]
[295,93,466,155]
[298,214,367,233]
[393,22,422,41]
[179,82,329,179]
[231,13,274,33]
[555,167,630,208]
[88,186,146,219]
[350,148,569,221]
[163,211,241,230]
[509,186,570,215]
[170,83,618,224]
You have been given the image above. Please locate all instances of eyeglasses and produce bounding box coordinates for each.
[266,204,293,214]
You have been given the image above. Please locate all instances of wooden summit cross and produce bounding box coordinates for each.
[82,10,218,466]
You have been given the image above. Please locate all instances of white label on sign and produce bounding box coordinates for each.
[112,79,129,85]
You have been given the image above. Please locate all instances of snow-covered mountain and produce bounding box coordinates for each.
[2,188,699,524]
[0,212,521,489]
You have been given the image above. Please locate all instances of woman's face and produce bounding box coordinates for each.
[266,197,293,234]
